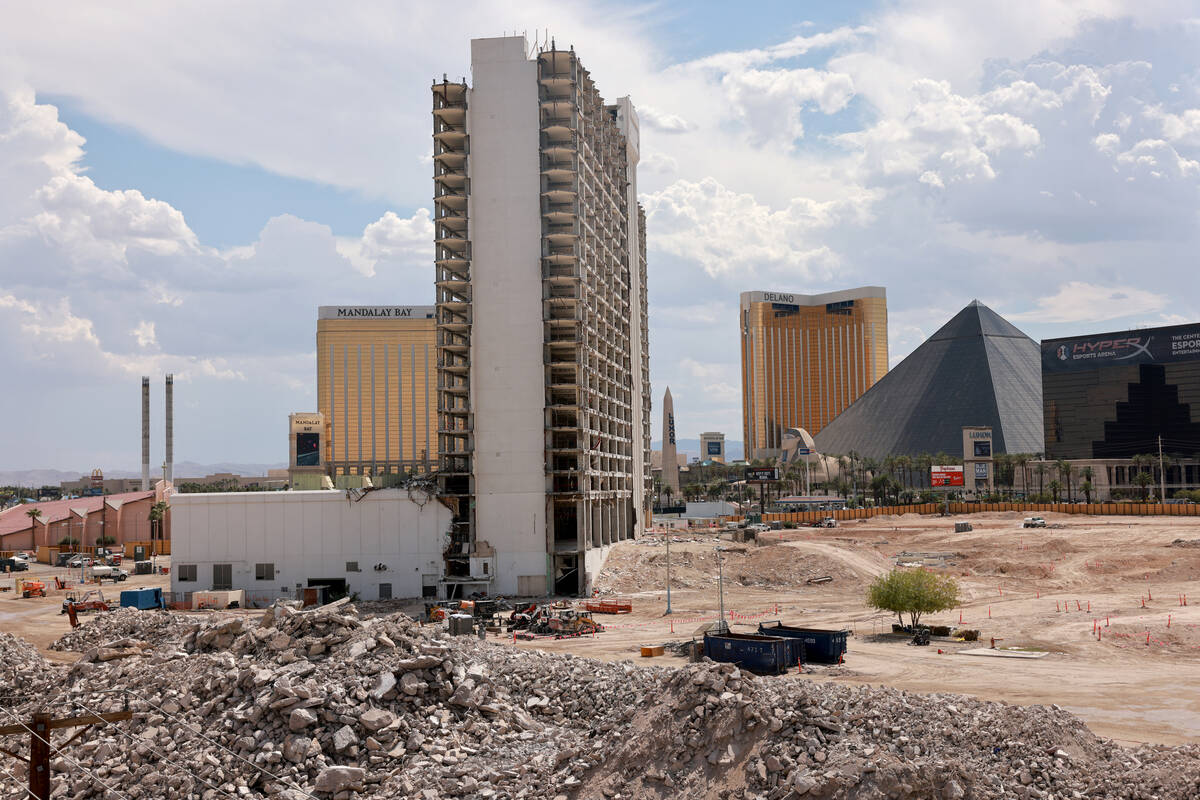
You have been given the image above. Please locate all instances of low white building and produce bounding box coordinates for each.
[170,488,456,604]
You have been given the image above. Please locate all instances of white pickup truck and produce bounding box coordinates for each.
[90,565,129,582]
[1022,516,1047,528]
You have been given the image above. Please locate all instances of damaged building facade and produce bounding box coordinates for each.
[434,36,651,597]
[169,488,457,603]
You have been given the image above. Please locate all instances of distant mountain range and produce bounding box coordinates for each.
[0,461,288,487]
[2,443,745,489]
[651,439,745,462]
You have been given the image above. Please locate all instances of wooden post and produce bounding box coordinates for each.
[29,712,50,800]
[0,710,133,800]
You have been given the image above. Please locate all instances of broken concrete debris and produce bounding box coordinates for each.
[0,602,1192,798]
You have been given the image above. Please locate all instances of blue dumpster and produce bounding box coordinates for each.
[702,631,790,674]
[120,588,165,610]
[758,621,849,664]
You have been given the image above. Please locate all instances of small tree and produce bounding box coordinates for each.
[58,536,79,548]
[1048,479,1062,502]
[25,508,42,537]
[1080,480,1094,503]
[1132,471,1152,501]
[867,569,960,629]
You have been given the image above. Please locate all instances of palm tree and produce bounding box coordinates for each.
[1048,479,1063,502]
[1054,459,1073,502]
[1013,453,1030,498]
[1034,463,1046,498]
[869,474,890,505]
[895,455,912,493]
[149,501,168,556]
[25,508,43,545]
[916,453,933,488]
[1079,466,1094,502]
[1132,471,1153,501]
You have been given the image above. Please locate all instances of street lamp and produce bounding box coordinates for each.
[664,530,673,615]
[715,545,727,633]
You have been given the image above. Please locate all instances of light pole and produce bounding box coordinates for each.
[715,545,727,633]
[665,530,673,614]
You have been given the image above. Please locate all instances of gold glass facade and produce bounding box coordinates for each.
[740,288,888,458]
[316,306,437,475]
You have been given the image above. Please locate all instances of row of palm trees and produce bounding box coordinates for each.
[659,450,1174,509]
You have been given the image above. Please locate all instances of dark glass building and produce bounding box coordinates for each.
[1042,323,1200,459]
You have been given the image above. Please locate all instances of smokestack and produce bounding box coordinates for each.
[165,373,174,484]
[141,376,150,491]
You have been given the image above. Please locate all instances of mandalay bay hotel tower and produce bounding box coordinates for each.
[740,288,888,461]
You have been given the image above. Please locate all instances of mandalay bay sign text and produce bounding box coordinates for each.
[1042,322,1200,373]
[318,306,435,320]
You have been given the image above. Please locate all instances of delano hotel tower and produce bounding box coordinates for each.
[432,37,651,596]
[741,288,888,460]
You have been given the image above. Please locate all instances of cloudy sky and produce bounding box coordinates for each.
[2,1,1198,471]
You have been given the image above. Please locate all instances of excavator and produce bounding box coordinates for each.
[61,590,110,615]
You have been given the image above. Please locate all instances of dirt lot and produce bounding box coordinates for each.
[3,513,1198,747]
[516,513,1200,746]
[0,560,171,662]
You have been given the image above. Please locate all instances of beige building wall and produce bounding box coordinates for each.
[317,306,437,475]
[741,288,888,459]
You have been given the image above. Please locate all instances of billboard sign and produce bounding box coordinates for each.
[974,462,989,480]
[973,440,991,458]
[706,441,722,455]
[931,465,964,487]
[745,466,779,482]
[296,433,321,467]
[1042,323,1200,373]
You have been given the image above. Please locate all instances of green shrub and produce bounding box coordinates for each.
[867,569,960,629]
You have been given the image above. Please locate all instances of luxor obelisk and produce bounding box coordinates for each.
[662,387,680,498]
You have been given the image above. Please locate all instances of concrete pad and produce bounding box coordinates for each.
[958,648,1048,659]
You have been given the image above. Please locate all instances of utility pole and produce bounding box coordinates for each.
[716,546,727,633]
[0,708,132,799]
[664,529,672,614]
[1158,435,1167,502]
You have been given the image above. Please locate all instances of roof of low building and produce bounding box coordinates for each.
[0,491,154,537]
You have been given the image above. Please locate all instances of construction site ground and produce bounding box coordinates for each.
[3,512,1199,750]
[0,560,172,663]
[534,512,1200,747]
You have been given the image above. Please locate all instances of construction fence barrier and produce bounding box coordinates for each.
[723,500,1199,525]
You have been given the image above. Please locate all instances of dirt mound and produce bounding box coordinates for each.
[597,541,855,593]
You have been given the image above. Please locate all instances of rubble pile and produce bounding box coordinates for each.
[0,632,60,704]
[585,664,1200,799]
[51,607,197,652]
[7,602,1200,799]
